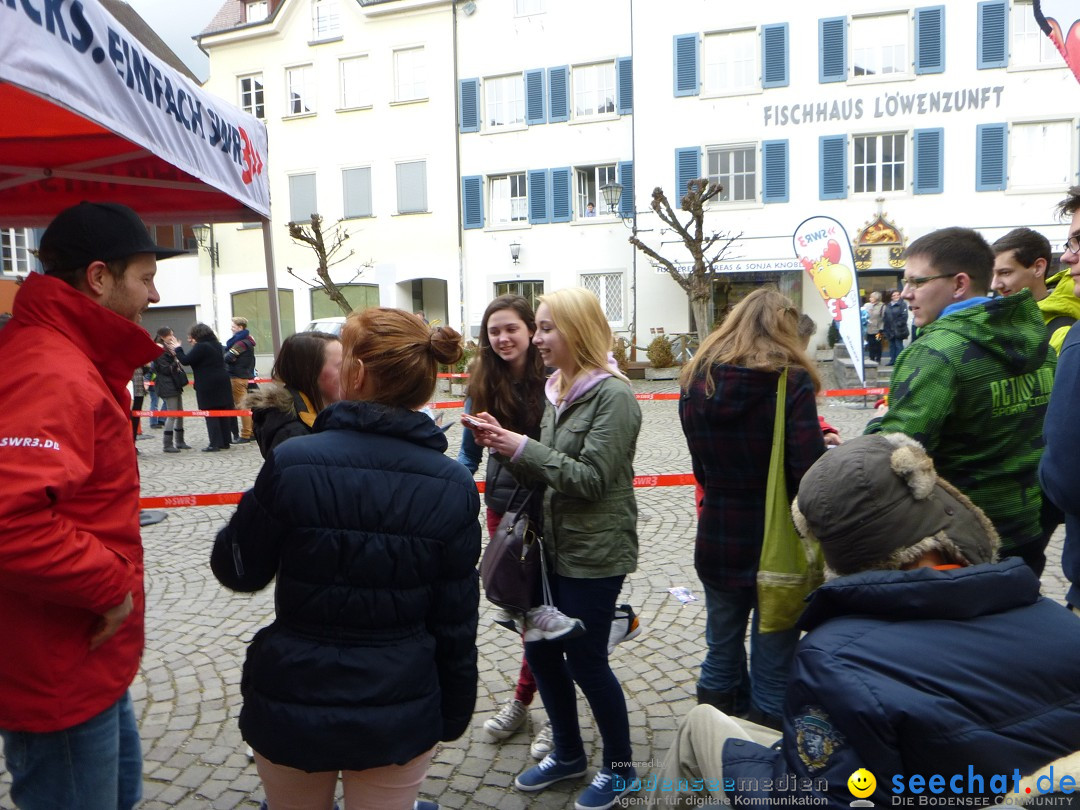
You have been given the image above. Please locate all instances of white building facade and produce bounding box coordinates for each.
[200,0,1079,351]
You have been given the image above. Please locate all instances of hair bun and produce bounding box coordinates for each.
[429,325,464,366]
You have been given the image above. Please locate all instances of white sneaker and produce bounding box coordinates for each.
[607,603,644,655]
[483,698,528,740]
[523,605,586,642]
[530,720,554,760]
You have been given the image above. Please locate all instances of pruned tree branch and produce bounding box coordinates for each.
[629,179,741,338]
[286,213,364,316]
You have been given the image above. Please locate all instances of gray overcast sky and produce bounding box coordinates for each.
[125,0,223,81]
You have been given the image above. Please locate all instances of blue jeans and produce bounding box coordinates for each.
[0,691,142,810]
[149,388,164,425]
[699,583,798,718]
[524,573,632,772]
[889,337,904,365]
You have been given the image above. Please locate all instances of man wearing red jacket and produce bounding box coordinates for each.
[0,202,182,809]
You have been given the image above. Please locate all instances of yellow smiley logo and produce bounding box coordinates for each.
[848,768,876,798]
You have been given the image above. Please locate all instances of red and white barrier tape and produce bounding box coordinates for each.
[139,472,702,509]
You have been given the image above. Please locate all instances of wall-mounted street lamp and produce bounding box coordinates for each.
[600,182,630,230]
[599,182,635,230]
[509,241,521,264]
[191,224,220,268]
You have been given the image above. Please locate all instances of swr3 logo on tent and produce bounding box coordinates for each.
[239,127,264,185]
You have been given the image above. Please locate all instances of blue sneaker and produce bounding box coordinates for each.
[574,767,637,810]
[515,753,588,792]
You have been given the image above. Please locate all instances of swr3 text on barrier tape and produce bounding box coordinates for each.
[135,388,887,419]
[139,473,701,509]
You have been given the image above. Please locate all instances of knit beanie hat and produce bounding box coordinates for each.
[791,433,999,576]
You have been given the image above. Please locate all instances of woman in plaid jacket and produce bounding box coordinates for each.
[678,288,826,730]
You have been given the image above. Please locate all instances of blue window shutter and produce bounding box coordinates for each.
[548,66,569,123]
[551,168,572,222]
[761,24,789,88]
[525,69,546,125]
[462,176,484,229]
[976,123,1007,191]
[618,160,635,218]
[673,34,699,97]
[978,1,1007,69]
[915,7,945,74]
[762,140,789,203]
[528,169,550,223]
[617,56,633,114]
[818,17,846,83]
[459,78,479,133]
[912,129,944,195]
[674,147,701,201]
[819,135,847,200]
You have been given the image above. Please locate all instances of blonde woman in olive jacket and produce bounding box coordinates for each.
[467,287,642,810]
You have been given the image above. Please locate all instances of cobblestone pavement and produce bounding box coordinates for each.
[0,383,1069,809]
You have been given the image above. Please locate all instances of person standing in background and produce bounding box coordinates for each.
[882,290,909,365]
[224,316,257,444]
[167,324,235,453]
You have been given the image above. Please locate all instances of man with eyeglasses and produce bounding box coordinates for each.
[991,227,1080,355]
[867,227,1055,575]
[1040,185,1080,618]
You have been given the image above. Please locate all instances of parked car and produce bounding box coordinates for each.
[304,317,346,336]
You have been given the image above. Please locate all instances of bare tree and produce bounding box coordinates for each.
[286,214,372,316]
[629,179,741,340]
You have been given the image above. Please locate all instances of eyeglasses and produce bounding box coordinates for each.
[901,272,957,290]
[1063,236,1080,255]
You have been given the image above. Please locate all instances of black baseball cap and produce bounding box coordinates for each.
[38,202,187,273]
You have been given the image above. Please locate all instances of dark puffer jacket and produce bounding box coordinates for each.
[212,400,481,772]
[724,559,1080,808]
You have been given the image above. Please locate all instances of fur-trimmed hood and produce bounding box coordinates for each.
[792,433,999,577]
[245,383,296,416]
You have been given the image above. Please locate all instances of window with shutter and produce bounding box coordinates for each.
[673,34,699,97]
[707,145,756,202]
[912,129,944,195]
[852,14,908,79]
[1010,122,1071,189]
[343,167,373,218]
[459,78,479,133]
[396,161,427,214]
[462,175,484,229]
[762,140,789,203]
[915,7,945,74]
[528,169,549,224]
[675,147,701,199]
[575,165,616,218]
[548,66,569,122]
[819,17,846,83]
[616,57,633,114]
[976,123,1007,191]
[702,29,757,94]
[819,135,848,199]
[977,1,1007,69]
[485,74,525,129]
[761,24,789,88]
[289,173,317,222]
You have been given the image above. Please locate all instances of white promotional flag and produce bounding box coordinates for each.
[793,216,864,384]
[0,0,269,221]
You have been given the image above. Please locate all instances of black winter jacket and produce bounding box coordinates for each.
[150,348,188,399]
[174,339,233,409]
[212,400,481,772]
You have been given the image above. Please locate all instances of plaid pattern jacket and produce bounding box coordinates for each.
[680,365,826,588]
[867,291,1055,552]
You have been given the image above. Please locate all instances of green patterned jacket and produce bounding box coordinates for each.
[866,290,1055,552]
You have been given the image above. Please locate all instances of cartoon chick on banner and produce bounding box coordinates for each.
[793,216,865,384]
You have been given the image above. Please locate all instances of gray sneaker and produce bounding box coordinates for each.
[530,719,554,760]
[483,698,528,740]
[523,605,586,642]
